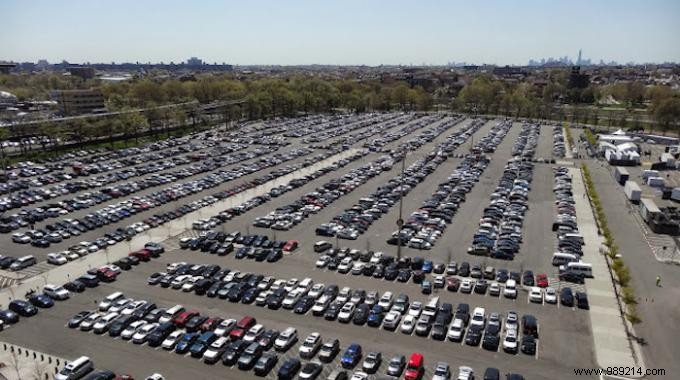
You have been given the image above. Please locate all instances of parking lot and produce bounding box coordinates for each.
[0,114,600,380]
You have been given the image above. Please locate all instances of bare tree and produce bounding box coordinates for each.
[31,358,50,380]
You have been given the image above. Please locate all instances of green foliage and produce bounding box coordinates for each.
[583,128,598,146]
[564,124,575,148]
[622,286,637,305]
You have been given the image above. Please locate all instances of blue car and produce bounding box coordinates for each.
[277,358,301,380]
[341,343,362,368]
[367,305,384,327]
[422,260,433,273]
[189,331,217,357]
[174,332,199,354]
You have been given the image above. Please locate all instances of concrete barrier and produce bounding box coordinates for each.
[0,149,362,306]
[0,341,64,377]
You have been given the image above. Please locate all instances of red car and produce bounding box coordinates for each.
[229,316,256,340]
[97,269,118,282]
[536,274,549,288]
[173,310,200,327]
[129,249,151,261]
[283,240,298,252]
[201,317,223,332]
[404,352,424,380]
[446,277,460,291]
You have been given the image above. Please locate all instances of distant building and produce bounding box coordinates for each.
[52,88,106,115]
[568,66,590,89]
[0,63,16,74]
[186,57,203,66]
[68,66,96,79]
[492,65,525,76]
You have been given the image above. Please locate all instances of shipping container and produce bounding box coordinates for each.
[647,176,665,188]
[624,181,641,203]
[640,198,661,223]
[613,167,629,185]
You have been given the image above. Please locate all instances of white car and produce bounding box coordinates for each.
[47,252,67,265]
[161,330,184,350]
[274,327,297,351]
[488,282,501,296]
[544,287,558,304]
[383,310,401,330]
[79,313,102,331]
[284,278,298,292]
[337,258,353,273]
[529,287,543,303]
[457,366,474,380]
[350,372,368,380]
[506,311,519,330]
[145,374,164,380]
[336,287,352,303]
[447,318,465,342]
[460,279,473,293]
[43,284,69,300]
[132,323,158,344]
[121,321,146,340]
[181,276,203,292]
[299,332,322,359]
[502,328,519,353]
[315,256,330,268]
[282,290,302,309]
[167,262,187,274]
[400,315,416,334]
[243,324,265,342]
[378,291,394,309]
[203,337,230,362]
[93,312,119,334]
[171,275,192,289]
[407,301,422,317]
[121,300,146,316]
[503,279,518,299]
[470,307,486,327]
[108,298,133,313]
[214,319,237,336]
[311,296,330,315]
[338,302,356,323]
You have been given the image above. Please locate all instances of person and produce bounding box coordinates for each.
[656,275,661,287]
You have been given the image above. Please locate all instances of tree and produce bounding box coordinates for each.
[653,97,680,136]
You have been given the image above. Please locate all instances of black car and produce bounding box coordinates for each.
[293,296,315,314]
[147,272,165,285]
[237,342,263,370]
[83,370,116,380]
[575,292,589,310]
[465,325,483,346]
[277,358,301,380]
[560,287,574,307]
[63,281,86,293]
[298,362,322,379]
[221,340,249,366]
[455,303,470,325]
[257,330,279,350]
[483,367,501,380]
[318,339,340,362]
[324,302,342,321]
[559,270,585,284]
[482,324,501,351]
[474,280,489,294]
[431,323,447,341]
[68,310,93,328]
[0,309,20,325]
[108,315,137,337]
[147,322,176,347]
[352,304,370,325]
[132,303,156,319]
[77,274,100,288]
[521,335,536,355]
[185,315,209,333]
[8,300,37,317]
[522,271,535,286]
[253,352,278,376]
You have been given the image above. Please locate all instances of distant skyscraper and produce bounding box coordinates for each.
[577,49,582,65]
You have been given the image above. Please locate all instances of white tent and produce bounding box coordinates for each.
[612,129,626,135]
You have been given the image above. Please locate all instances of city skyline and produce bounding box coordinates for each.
[2,0,679,66]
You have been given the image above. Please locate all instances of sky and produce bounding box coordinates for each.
[1,0,679,66]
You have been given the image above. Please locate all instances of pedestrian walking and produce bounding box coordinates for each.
[656,275,662,287]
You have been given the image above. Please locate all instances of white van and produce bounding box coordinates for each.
[552,252,579,266]
[98,292,124,311]
[503,279,517,299]
[9,255,37,271]
[159,304,185,324]
[559,233,585,245]
[565,261,593,278]
[422,296,440,317]
[55,356,93,380]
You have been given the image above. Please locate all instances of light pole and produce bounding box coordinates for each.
[396,155,406,261]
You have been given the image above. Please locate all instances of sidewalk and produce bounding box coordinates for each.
[0,341,66,380]
[570,167,641,371]
[0,149,362,308]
